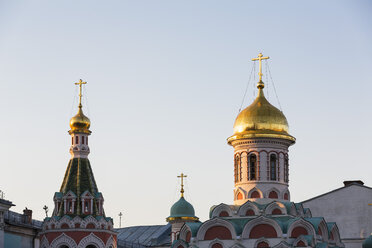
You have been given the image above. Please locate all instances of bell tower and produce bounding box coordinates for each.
[40,80,117,248]
[227,54,296,205]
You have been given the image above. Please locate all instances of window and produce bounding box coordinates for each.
[249,154,257,180]
[249,224,277,238]
[237,192,243,200]
[284,193,289,200]
[234,154,239,183]
[219,211,229,217]
[284,156,289,183]
[268,191,278,199]
[76,136,79,144]
[257,241,269,248]
[251,191,260,198]
[270,154,277,181]
[85,201,89,213]
[246,209,255,216]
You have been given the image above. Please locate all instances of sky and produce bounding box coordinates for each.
[0,1,371,227]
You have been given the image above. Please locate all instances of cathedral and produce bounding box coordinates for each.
[166,54,345,248]
[1,54,371,248]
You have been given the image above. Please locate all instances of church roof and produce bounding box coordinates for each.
[301,180,372,203]
[53,157,104,217]
[116,224,171,248]
[60,158,98,195]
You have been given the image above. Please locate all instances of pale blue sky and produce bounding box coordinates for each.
[0,1,371,227]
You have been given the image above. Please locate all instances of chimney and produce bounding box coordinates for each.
[343,180,364,187]
[23,208,32,224]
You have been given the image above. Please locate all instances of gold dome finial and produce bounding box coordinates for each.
[69,79,91,134]
[177,173,187,197]
[252,53,270,88]
[227,54,295,144]
[75,79,87,109]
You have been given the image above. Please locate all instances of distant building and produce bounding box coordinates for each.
[302,180,372,248]
[0,198,42,248]
[116,225,171,248]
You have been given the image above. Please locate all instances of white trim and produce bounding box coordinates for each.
[237,201,260,216]
[50,233,77,248]
[196,218,237,241]
[241,216,283,239]
[77,233,105,248]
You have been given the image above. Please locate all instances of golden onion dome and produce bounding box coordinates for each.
[228,82,295,144]
[69,107,91,133]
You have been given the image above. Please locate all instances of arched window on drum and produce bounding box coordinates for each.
[270,154,277,181]
[248,154,257,180]
[284,155,289,183]
[234,154,240,183]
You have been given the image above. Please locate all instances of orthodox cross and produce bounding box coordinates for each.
[178,173,187,197]
[43,205,49,217]
[118,212,123,228]
[252,53,270,82]
[75,79,87,108]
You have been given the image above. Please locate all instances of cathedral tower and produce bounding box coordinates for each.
[227,54,296,205]
[40,80,117,248]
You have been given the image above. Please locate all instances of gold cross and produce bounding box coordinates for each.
[75,79,87,108]
[177,173,187,197]
[252,53,270,83]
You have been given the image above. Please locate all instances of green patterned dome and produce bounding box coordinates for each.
[363,235,372,248]
[166,197,198,222]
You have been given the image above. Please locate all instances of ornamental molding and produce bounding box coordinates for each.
[234,187,247,201]
[293,235,311,247]
[179,224,192,241]
[247,187,263,198]
[229,243,245,248]
[272,241,290,248]
[286,218,316,239]
[264,201,287,215]
[77,232,105,248]
[40,236,49,248]
[196,218,237,241]
[105,235,116,248]
[264,187,281,199]
[241,215,283,239]
[172,239,188,248]
[281,190,290,201]
[50,233,77,248]
[232,139,293,147]
[237,201,260,216]
[208,238,223,248]
[43,215,113,231]
[253,238,270,248]
[210,203,234,218]
[317,218,329,243]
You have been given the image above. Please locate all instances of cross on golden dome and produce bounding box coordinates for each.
[177,173,187,197]
[252,53,270,84]
[75,79,87,108]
